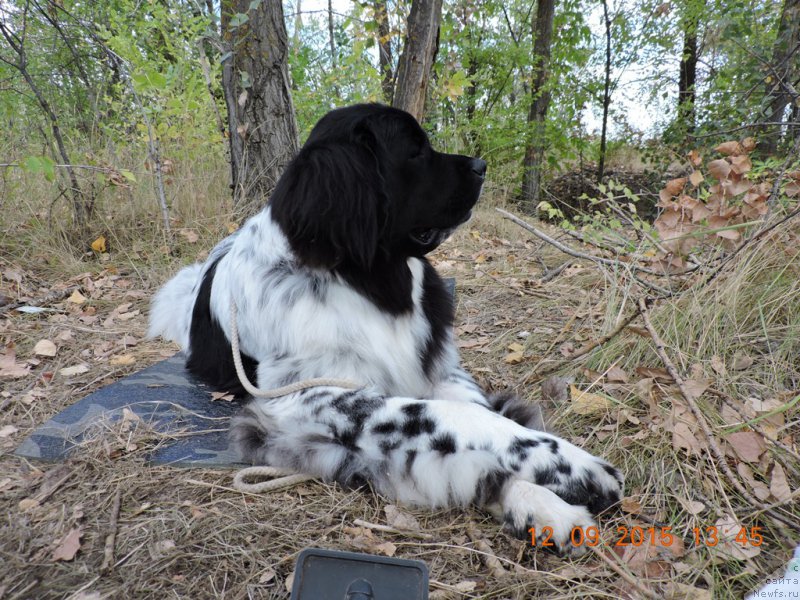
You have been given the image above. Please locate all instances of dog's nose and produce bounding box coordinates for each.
[470,158,487,179]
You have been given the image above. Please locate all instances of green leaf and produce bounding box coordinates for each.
[22,156,56,181]
[229,13,249,28]
[248,0,262,10]
[119,169,137,183]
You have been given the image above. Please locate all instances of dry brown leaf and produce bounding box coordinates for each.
[635,366,672,382]
[712,516,761,561]
[737,462,771,501]
[109,354,136,366]
[90,235,107,253]
[664,177,687,196]
[606,366,628,383]
[741,137,757,152]
[19,498,40,511]
[179,229,199,244]
[715,141,743,156]
[33,339,57,357]
[664,582,712,600]
[689,170,704,187]
[725,431,766,463]
[769,462,792,502]
[67,290,87,304]
[570,385,612,415]
[258,569,276,585]
[504,351,524,364]
[210,391,235,402]
[682,378,710,401]
[0,425,18,437]
[671,404,702,455]
[678,498,705,515]
[507,342,524,353]
[0,347,30,379]
[621,497,642,514]
[52,527,82,561]
[731,353,753,371]
[59,364,89,377]
[709,355,726,376]
[708,159,732,180]
[384,504,421,531]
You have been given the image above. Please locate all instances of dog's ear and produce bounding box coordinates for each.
[270,138,383,271]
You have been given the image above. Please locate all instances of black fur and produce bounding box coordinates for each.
[186,257,257,396]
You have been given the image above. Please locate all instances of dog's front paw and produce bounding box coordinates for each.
[542,444,624,516]
[501,479,595,556]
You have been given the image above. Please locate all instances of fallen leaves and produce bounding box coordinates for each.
[570,385,613,415]
[0,346,30,378]
[59,364,89,377]
[33,339,57,357]
[52,527,83,561]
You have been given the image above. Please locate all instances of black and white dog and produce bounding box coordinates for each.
[149,104,622,552]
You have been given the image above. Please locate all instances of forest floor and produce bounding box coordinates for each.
[1,201,798,599]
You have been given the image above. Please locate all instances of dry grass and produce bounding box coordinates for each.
[1,160,798,599]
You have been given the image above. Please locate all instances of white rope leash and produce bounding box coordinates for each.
[228,298,361,398]
[228,296,361,493]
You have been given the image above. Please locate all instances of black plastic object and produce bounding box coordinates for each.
[290,548,429,600]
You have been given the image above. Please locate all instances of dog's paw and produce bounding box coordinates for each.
[501,479,595,556]
[542,444,624,516]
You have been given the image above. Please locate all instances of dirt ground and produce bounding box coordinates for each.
[1,206,797,599]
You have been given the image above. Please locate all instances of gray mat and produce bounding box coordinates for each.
[14,353,244,468]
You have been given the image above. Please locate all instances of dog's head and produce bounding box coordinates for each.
[270,104,486,271]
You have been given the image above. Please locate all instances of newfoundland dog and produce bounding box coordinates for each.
[149,104,622,552]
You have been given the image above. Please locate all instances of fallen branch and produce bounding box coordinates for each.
[0,286,79,315]
[101,486,122,572]
[496,207,681,278]
[465,522,507,579]
[589,546,661,600]
[637,297,797,535]
[524,308,641,381]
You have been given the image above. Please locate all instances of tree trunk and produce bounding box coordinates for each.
[221,0,299,215]
[762,0,800,154]
[328,0,337,69]
[520,0,556,213]
[393,0,443,121]
[677,4,701,135]
[597,0,612,184]
[375,0,394,103]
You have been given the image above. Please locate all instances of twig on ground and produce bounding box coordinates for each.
[637,297,798,536]
[465,522,508,579]
[101,486,123,572]
[539,260,571,284]
[496,207,679,277]
[352,518,433,540]
[524,308,641,381]
[480,269,550,299]
[589,546,661,600]
[0,285,79,315]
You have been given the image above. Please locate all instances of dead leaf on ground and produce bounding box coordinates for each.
[109,354,136,366]
[671,403,702,455]
[504,351,524,364]
[210,391,235,402]
[737,463,771,501]
[635,366,673,382]
[33,339,57,357]
[606,366,628,383]
[52,527,82,561]
[0,347,30,379]
[59,364,89,377]
[384,504,421,531]
[711,515,761,562]
[731,353,754,371]
[67,290,87,304]
[725,431,766,463]
[0,425,18,437]
[570,385,613,415]
[664,582,712,600]
[769,462,792,502]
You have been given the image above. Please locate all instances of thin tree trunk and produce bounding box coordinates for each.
[0,10,88,230]
[393,0,443,121]
[328,0,336,69]
[221,0,299,215]
[520,0,556,213]
[762,0,800,154]
[597,0,612,184]
[375,0,394,102]
[677,4,701,135]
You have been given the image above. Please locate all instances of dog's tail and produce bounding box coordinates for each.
[147,263,204,349]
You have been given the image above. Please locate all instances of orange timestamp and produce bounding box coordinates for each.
[529,525,766,548]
